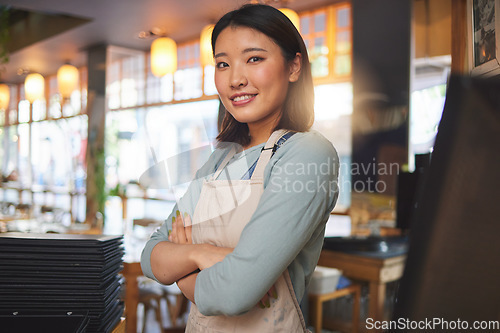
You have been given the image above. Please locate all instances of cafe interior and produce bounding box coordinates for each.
[0,0,499,332]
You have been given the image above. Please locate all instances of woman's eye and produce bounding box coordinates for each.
[248,56,263,63]
[216,62,229,69]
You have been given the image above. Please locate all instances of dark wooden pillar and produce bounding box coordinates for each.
[451,0,467,74]
[86,44,107,226]
[350,0,412,230]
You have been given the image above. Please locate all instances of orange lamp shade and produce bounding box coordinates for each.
[24,73,45,103]
[151,37,177,77]
[0,83,9,110]
[279,8,300,32]
[200,24,215,67]
[57,64,79,99]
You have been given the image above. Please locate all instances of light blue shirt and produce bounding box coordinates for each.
[141,130,339,316]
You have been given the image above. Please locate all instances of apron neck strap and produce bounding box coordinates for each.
[251,129,289,181]
[211,129,289,181]
[211,145,237,181]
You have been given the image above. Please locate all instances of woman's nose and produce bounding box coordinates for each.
[230,68,248,88]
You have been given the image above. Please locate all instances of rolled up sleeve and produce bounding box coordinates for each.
[140,207,177,283]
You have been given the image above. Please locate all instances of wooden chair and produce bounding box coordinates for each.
[162,284,189,328]
[138,278,167,333]
[137,277,189,332]
[133,218,188,332]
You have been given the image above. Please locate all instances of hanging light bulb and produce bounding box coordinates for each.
[151,37,177,77]
[24,73,45,103]
[57,64,79,99]
[279,8,300,32]
[0,84,9,110]
[200,24,215,67]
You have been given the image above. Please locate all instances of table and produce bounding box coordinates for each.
[112,317,126,333]
[317,250,406,326]
[122,262,142,333]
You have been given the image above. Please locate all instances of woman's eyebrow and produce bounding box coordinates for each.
[214,52,227,58]
[242,47,267,54]
[214,47,268,59]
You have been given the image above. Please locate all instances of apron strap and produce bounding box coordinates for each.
[211,145,237,181]
[251,129,289,182]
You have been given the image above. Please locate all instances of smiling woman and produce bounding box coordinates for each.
[141,4,339,333]
[213,4,314,148]
[213,26,301,148]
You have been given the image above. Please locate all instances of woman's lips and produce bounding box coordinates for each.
[231,94,257,106]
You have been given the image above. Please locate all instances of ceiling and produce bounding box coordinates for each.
[0,0,337,84]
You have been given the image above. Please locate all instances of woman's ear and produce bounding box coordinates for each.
[288,53,302,83]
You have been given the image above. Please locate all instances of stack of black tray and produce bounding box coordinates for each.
[0,233,124,333]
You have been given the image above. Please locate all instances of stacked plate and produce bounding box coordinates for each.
[0,232,124,333]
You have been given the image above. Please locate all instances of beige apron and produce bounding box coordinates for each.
[186,130,308,333]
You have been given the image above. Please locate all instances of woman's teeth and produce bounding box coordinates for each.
[233,95,255,102]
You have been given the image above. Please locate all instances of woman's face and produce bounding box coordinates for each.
[214,26,300,131]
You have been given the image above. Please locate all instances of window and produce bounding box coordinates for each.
[410,84,447,155]
[332,5,352,77]
[105,100,219,229]
[300,3,353,211]
[300,3,352,83]
[301,10,329,78]
[107,47,146,109]
[145,59,174,104]
[410,57,450,164]
[175,41,203,100]
[312,83,353,211]
[0,69,88,223]
[104,45,220,231]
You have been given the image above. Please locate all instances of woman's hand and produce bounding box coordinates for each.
[195,245,234,270]
[168,211,277,309]
[258,285,278,308]
[169,211,192,244]
[169,211,233,270]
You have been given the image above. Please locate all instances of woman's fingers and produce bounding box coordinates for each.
[268,285,278,299]
[175,211,188,243]
[170,216,178,243]
[170,211,193,244]
[258,285,277,309]
[184,213,193,244]
[259,293,269,309]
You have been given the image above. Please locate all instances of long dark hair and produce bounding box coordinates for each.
[213,4,314,146]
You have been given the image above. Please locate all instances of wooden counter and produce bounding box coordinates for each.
[318,249,406,326]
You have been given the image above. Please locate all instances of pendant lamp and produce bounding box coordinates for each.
[200,24,215,67]
[57,64,79,99]
[24,73,45,103]
[279,8,300,32]
[0,83,9,110]
[151,37,177,77]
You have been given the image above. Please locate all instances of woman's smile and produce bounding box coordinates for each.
[230,93,257,106]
